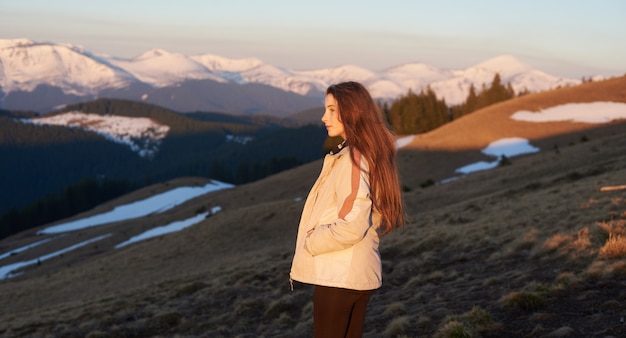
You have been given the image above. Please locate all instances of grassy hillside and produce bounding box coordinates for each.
[398,75,626,188]
[0,77,625,337]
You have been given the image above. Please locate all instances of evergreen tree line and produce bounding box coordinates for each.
[382,73,518,134]
[0,154,306,240]
[210,156,302,185]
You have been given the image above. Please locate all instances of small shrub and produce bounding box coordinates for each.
[383,315,410,337]
[543,227,596,258]
[383,301,405,317]
[500,291,545,311]
[416,315,432,330]
[599,234,626,258]
[86,331,112,338]
[276,312,293,326]
[427,270,445,282]
[529,324,546,336]
[465,306,492,328]
[543,232,570,252]
[404,275,423,288]
[498,155,511,167]
[235,298,266,317]
[599,299,621,312]
[173,281,206,298]
[434,319,473,338]
[482,276,500,287]
[525,281,550,294]
[265,294,300,319]
[434,306,495,338]
[570,227,592,253]
[584,260,609,280]
[547,326,575,336]
[597,220,626,259]
[147,311,182,332]
[98,315,115,328]
[419,179,434,188]
[555,271,580,287]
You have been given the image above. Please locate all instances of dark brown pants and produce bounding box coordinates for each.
[313,285,373,338]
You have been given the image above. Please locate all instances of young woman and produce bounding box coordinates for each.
[290,81,405,337]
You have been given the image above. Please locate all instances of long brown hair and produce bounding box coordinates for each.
[327,81,405,235]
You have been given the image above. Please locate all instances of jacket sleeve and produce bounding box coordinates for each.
[304,154,372,256]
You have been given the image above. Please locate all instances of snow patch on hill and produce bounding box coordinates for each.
[37,180,233,235]
[511,102,626,123]
[20,111,170,158]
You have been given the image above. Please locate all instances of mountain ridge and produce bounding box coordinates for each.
[0,38,589,114]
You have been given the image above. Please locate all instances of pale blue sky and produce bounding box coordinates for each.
[1,0,625,78]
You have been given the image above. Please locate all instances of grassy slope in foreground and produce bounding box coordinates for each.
[0,76,625,337]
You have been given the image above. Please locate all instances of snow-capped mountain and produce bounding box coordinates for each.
[0,39,133,95]
[107,48,226,87]
[0,38,584,115]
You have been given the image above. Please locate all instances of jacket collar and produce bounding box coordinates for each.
[328,140,348,156]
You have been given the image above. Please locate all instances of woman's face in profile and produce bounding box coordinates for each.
[322,93,346,140]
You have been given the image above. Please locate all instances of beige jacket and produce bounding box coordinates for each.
[290,145,382,291]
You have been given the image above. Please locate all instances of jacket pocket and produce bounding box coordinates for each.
[314,246,354,282]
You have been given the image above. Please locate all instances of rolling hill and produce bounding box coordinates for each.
[0,77,625,337]
[0,99,328,223]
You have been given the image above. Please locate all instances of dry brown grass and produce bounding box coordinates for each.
[599,234,626,258]
[597,219,626,259]
[1,76,626,337]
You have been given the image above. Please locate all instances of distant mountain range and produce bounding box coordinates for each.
[0,38,588,115]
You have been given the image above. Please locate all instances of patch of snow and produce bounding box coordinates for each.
[456,138,539,175]
[0,235,65,261]
[439,177,459,184]
[395,135,415,149]
[37,180,234,234]
[0,234,111,280]
[481,137,540,158]
[115,206,222,249]
[191,53,264,72]
[20,111,170,158]
[226,134,254,145]
[456,161,501,175]
[511,102,626,123]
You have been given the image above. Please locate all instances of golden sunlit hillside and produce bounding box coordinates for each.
[398,75,626,187]
[0,76,625,337]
